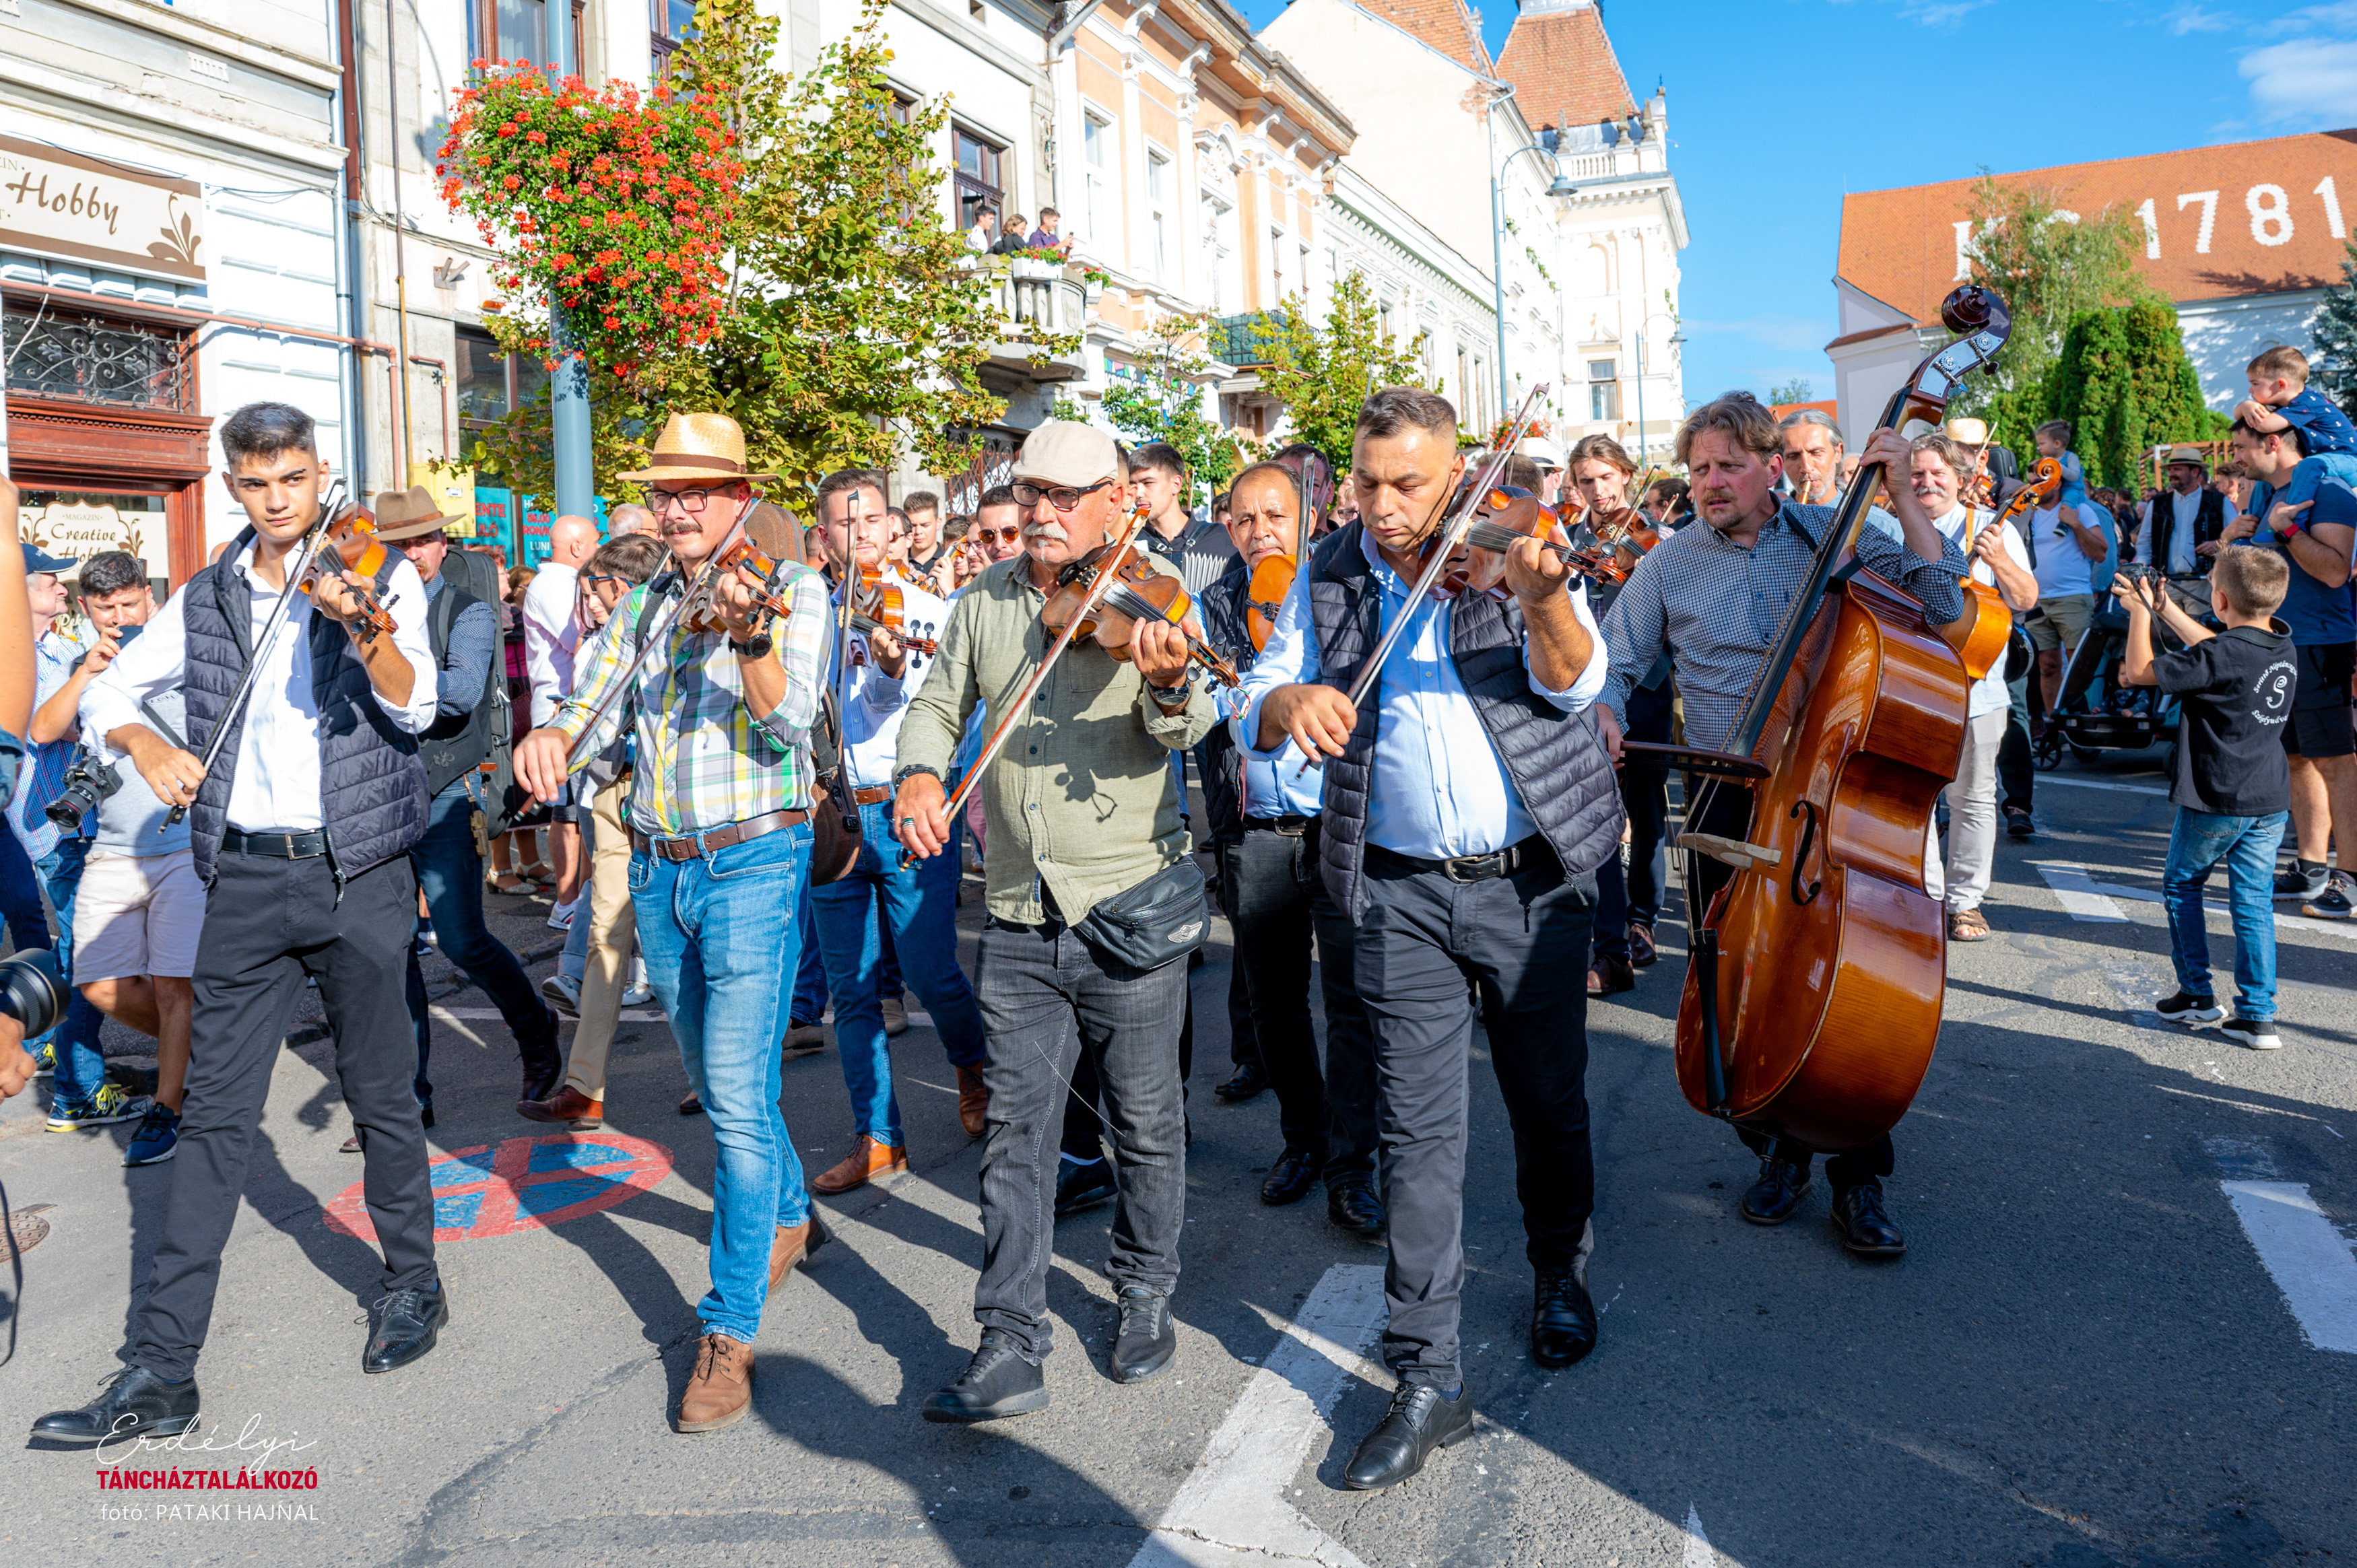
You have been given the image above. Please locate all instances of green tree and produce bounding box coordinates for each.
[1098,315,1249,502]
[1947,173,2159,458]
[1252,271,1434,471]
[2045,298,2228,489]
[2312,238,2357,417]
[1768,377,1813,406]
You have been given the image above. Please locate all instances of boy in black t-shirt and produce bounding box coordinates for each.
[2115,549,2295,1049]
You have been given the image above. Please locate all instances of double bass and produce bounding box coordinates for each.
[1631,286,2012,1153]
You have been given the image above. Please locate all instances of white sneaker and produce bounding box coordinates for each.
[546,899,577,931]
[622,984,657,1009]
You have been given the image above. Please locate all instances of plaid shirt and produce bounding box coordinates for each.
[551,563,832,836]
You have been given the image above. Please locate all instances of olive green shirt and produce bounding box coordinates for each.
[898,552,1218,925]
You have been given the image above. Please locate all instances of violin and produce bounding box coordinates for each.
[1987,456,2063,537]
[849,563,939,656]
[300,508,397,639]
[1042,524,1240,687]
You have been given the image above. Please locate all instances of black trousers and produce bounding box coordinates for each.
[132,850,438,1382]
[1682,782,1896,1192]
[1620,679,1675,930]
[1061,969,1194,1158]
[1224,821,1379,1179]
[1216,838,1258,1069]
[1356,841,1597,1390]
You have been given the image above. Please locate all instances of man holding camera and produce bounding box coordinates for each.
[28,550,197,1164]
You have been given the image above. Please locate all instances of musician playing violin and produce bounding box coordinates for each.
[893,421,1218,1425]
[1244,387,1620,1493]
[1596,393,1970,1259]
[512,411,834,1439]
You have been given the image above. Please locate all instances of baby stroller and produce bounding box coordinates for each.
[2032,568,2205,770]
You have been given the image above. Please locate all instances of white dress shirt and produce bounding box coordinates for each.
[1237,529,1608,859]
[522,561,581,727]
[85,536,439,833]
[834,574,952,790]
[1929,503,2031,720]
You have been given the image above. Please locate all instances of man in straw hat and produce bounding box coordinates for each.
[894,419,1218,1423]
[2137,444,2232,617]
[36,402,448,1447]
[1944,416,2022,511]
[512,411,835,1436]
[372,485,564,1129]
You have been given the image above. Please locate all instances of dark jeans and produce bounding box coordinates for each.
[405,780,558,1103]
[1620,679,1675,929]
[32,836,110,1103]
[135,852,434,1382]
[1214,841,1258,1069]
[1684,781,1896,1191]
[1999,670,2036,815]
[1356,841,1598,1390]
[1226,822,1378,1177]
[974,916,1189,1361]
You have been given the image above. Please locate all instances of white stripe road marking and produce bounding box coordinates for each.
[2030,862,2127,922]
[2207,1138,2357,1354]
[1129,1264,1387,1567]
[1683,1503,1719,1567]
[2032,864,2357,944]
[2033,774,2170,796]
[438,1007,669,1023]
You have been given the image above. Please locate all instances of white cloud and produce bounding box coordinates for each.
[2164,3,2233,33]
[2237,37,2357,123]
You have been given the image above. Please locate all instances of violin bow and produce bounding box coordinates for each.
[1294,382,1551,775]
[902,504,1152,869]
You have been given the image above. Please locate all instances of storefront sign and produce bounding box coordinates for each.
[410,464,477,538]
[20,500,167,582]
[0,133,205,282]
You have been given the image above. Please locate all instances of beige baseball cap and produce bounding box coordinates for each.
[1011,421,1120,488]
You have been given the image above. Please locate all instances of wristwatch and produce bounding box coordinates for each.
[729,624,774,658]
[1147,671,1194,706]
[893,764,941,790]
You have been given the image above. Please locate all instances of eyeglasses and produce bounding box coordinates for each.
[1011,479,1113,512]
[583,574,626,591]
[646,487,725,516]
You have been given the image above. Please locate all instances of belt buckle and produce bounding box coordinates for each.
[1444,850,1502,883]
[1274,817,1306,838]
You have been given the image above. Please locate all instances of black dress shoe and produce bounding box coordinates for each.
[519,1031,564,1103]
[1739,1157,1810,1225]
[1327,1176,1386,1239]
[1110,1286,1178,1383]
[1831,1183,1907,1257]
[1054,1157,1118,1218]
[923,1332,1050,1423]
[1214,1060,1270,1101]
[363,1282,449,1373]
[31,1366,201,1445]
[1343,1382,1474,1491]
[1260,1147,1321,1206]
[1529,1268,1597,1369]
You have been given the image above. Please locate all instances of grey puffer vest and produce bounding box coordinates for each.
[1306,522,1624,920]
[182,528,430,885]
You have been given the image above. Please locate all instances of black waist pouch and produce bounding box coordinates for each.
[1073,856,1209,972]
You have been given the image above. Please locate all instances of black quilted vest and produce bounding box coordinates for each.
[1305,522,1624,920]
[181,529,430,885]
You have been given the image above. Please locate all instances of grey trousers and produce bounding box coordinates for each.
[1354,842,1597,1390]
[972,916,1189,1361]
[1931,708,2010,912]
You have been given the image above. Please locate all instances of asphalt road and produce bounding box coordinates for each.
[1,752,2352,1568]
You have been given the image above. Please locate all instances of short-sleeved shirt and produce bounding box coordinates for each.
[2154,622,2295,816]
[2030,504,2106,599]
[2276,386,2357,458]
[2258,475,2355,646]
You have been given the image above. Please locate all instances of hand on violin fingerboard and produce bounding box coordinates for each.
[1502,533,1574,601]
[1131,619,1192,687]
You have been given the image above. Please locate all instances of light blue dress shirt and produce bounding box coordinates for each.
[1236,530,1609,858]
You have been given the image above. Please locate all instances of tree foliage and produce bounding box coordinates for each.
[1251,271,1435,471]
[1098,316,1249,503]
[2045,299,2226,490]
[1768,377,1812,407]
[1947,174,2160,458]
[2313,238,2357,418]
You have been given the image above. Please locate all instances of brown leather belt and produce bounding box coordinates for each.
[850,784,893,805]
[632,809,810,862]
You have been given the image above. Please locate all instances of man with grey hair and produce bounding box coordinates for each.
[605,502,656,538]
[523,513,601,930]
[1777,407,1847,506]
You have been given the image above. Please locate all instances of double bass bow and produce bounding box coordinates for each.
[1631,285,2012,1153]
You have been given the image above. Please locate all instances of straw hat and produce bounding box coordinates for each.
[616,412,777,485]
[2162,444,2209,471]
[370,485,468,541]
[1944,417,1990,446]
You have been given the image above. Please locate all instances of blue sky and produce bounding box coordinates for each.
[1240,0,2357,406]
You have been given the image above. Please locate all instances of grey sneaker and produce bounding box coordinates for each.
[2273,862,2327,901]
[46,1082,150,1132]
[2300,875,2352,921]
[540,972,581,1019]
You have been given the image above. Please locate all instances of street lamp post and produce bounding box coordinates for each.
[1484,84,1576,432]
[1630,312,1683,467]
[545,11,594,523]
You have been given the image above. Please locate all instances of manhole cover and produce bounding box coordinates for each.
[6,1203,54,1256]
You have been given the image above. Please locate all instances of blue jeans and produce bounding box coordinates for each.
[787,888,827,1025]
[35,837,110,1103]
[406,780,559,1105]
[631,822,813,1343]
[811,799,987,1145]
[2162,807,2288,1019]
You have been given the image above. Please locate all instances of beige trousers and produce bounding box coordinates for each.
[564,774,641,1099]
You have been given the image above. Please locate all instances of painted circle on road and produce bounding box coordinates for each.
[323,1132,673,1244]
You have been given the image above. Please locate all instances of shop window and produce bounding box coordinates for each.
[1,300,193,413]
[17,490,170,609]
[458,325,548,429]
[953,126,1003,235]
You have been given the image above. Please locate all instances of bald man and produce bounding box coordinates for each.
[523,514,601,924]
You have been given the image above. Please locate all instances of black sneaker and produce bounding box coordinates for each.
[2302,876,2353,921]
[2003,806,2034,839]
[1053,1155,1117,1218]
[2221,1017,2282,1051]
[2274,862,2327,901]
[1108,1287,1177,1383]
[2154,990,2224,1025]
[923,1332,1050,1423]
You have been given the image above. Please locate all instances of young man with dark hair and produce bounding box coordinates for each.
[36,401,449,1446]
[1131,441,1236,598]
[902,489,947,582]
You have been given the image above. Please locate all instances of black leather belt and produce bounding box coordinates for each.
[632,808,810,862]
[221,827,328,860]
[1370,832,1550,883]
[1242,814,1317,838]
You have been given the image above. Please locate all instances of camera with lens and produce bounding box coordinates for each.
[2115,562,2159,588]
[42,748,121,832]
[0,947,65,1041]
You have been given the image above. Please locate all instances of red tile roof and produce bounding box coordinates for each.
[1838,129,2357,325]
[1495,1,1635,128]
[1353,0,1491,73]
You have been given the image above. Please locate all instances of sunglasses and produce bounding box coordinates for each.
[976,524,1022,544]
[1011,479,1114,512]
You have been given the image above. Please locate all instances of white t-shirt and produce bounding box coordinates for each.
[2030,504,2101,599]
[522,561,582,728]
[1931,504,2031,719]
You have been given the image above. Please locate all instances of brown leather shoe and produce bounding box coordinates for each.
[810,1134,909,1195]
[783,1021,826,1059]
[674,1332,753,1433]
[517,1085,604,1130]
[1627,922,1658,967]
[957,1066,989,1140]
[1587,954,1636,996]
[768,1213,832,1289]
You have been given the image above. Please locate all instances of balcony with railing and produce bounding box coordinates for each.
[1542,116,1669,184]
[962,256,1092,382]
